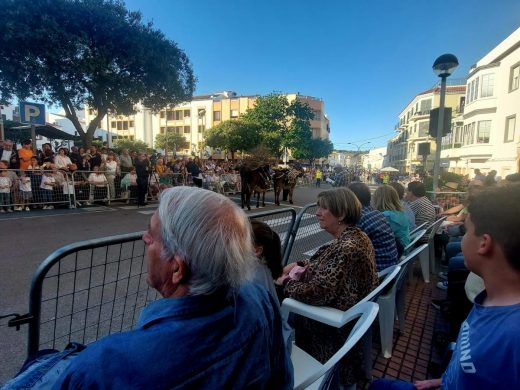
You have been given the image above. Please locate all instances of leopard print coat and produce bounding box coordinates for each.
[284,225,378,385]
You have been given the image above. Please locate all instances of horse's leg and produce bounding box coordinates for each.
[275,185,280,206]
[261,190,265,207]
[289,185,294,204]
[255,190,260,208]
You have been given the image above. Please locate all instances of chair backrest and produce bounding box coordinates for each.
[426,216,447,243]
[294,301,379,390]
[396,243,429,289]
[359,265,401,304]
[403,229,427,254]
[410,221,428,235]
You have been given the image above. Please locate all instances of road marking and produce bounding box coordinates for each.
[119,204,157,210]
[262,213,314,228]
[303,241,333,257]
[138,210,156,215]
[279,222,322,241]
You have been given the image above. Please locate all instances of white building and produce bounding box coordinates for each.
[362,146,387,171]
[441,27,520,178]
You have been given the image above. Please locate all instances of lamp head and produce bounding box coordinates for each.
[432,54,459,78]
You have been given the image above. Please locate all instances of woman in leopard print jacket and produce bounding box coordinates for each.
[283,187,378,387]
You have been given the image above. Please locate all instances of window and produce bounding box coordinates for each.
[184,126,191,134]
[129,120,134,127]
[420,99,432,113]
[418,121,429,137]
[160,111,165,119]
[476,120,491,143]
[167,126,174,132]
[117,122,122,130]
[230,109,239,118]
[467,82,472,103]
[510,64,520,92]
[480,74,494,97]
[122,121,128,130]
[160,126,165,134]
[213,111,221,121]
[167,111,174,121]
[174,110,183,120]
[505,116,516,142]
[184,109,191,118]
[111,121,116,129]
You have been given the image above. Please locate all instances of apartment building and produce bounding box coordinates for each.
[440,27,520,177]
[85,91,329,156]
[387,83,466,174]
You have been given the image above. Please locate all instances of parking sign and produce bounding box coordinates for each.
[20,101,46,125]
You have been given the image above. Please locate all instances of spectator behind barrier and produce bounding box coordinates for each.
[41,187,291,389]
[369,183,520,390]
[405,181,436,240]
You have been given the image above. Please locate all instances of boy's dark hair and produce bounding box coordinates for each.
[407,181,426,197]
[348,182,371,207]
[389,182,405,199]
[251,220,283,279]
[468,184,520,272]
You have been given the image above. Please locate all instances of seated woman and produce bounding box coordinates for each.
[280,188,378,388]
[87,165,108,202]
[372,185,410,254]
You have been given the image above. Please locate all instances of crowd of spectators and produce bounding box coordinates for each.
[0,139,244,211]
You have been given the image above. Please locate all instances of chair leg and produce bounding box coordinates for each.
[419,249,430,283]
[377,295,396,359]
[361,329,373,380]
[396,286,407,334]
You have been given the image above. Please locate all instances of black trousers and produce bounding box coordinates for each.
[137,176,148,205]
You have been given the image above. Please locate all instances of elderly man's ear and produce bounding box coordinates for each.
[170,255,188,285]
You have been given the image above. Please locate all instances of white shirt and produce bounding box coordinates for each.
[1,149,12,162]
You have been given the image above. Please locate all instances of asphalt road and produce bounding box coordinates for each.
[0,183,336,383]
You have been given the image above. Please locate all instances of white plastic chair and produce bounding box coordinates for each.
[402,229,427,255]
[419,217,446,282]
[376,245,430,358]
[281,301,379,390]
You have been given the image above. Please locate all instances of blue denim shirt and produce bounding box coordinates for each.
[52,283,293,389]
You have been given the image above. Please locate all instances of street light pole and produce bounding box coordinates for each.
[347,141,371,168]
[432,53,459,193]
[432,76,447,192]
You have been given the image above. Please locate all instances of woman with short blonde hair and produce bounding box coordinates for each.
[372,185,410,251]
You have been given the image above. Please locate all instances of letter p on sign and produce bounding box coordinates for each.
[20,101,46,125]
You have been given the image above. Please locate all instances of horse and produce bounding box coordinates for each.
[240,165,271,210]
[272,167,303,205]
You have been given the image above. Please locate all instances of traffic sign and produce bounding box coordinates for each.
[20,101,46,125]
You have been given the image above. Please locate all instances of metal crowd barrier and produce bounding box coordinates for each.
[0,168,74,210]
[426,191,467,212]
[6,208,297,359]
[282,203,331,266]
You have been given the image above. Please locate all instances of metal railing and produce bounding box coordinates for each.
[6,208,297,359]
[283,203,332,266]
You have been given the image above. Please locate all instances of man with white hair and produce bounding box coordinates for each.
[53,187,293,389]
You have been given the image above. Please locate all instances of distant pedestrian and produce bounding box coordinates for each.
[315,168,322,188]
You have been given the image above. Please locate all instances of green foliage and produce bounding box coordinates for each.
[112,138,151,153]
[0,0,195,147]
[241,94,316,158]
[205,119,261,159]
[155,132,189,155]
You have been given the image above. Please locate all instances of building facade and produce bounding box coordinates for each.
[85,91,330,157]
[387,83,466,174]
[440,27,520,178]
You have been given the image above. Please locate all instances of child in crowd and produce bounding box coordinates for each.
[0,169,13,212]
[40,169,56,209]
[18,170,32,211]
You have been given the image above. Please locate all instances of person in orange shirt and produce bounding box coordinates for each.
[18,140,34,170]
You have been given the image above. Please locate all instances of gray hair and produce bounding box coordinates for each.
[157,187,256,295]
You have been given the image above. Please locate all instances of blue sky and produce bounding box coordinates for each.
[125,0,520,150]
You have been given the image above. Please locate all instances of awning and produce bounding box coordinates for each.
[4,120,79,141]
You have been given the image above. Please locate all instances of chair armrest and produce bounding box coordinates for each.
[281,298,348,328]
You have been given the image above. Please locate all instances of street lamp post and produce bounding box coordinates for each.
[432,54,459,193]
[347,141,371,168]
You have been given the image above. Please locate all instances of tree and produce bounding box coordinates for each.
[0,0,195,147]
[112,138,151,153]
[155,132,189,156]
[242,94,316,159]
[204,120,261,160]
[308,138,334,164]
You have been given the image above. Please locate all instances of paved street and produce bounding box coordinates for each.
[0,183,344,383]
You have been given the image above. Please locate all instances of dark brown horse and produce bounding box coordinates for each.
[240,165,271,210]
[273,167,303,205]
